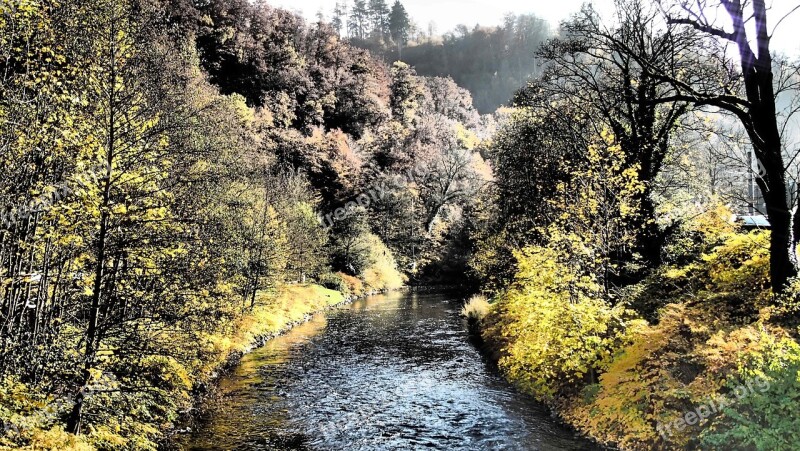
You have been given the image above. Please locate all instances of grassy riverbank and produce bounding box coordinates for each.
[0,283,359,451]
[478,230,800,450]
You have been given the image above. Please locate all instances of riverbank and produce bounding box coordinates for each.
[182,290,594,450]
[475,231,800,450]
[164,282,395,447]
[0,282,391,451]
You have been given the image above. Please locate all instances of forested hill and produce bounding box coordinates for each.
[0,0,491,446]
[349,14,552,113]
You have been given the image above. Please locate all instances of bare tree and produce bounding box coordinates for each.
[417,146,484,234]
[526,0,691,271]
[647,0,800,292]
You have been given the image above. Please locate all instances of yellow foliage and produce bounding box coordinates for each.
[23,426,95,451]
[555,232,789,450]
[485,246,645,402]
[338,273,365,296]
[361,234,405,291]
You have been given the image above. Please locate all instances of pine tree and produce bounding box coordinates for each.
[389,0,411,55]
[332,1,348,36]
[368,0,390,42]
[348,0,369,39]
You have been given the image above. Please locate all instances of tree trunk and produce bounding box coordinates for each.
[68,15,117,431]
[66,208,108,434]
[636,187,663,268]
[758,157,799,293]
[747,66,799,292]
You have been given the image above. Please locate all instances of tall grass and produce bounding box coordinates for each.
[461,295,491,321]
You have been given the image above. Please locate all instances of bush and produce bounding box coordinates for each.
[461,295,491,322]
[661,203,736,266]
[485,246,645,401]
[558,232,787,449]
[338,272,365,297]
[361,234,405,291]
[701,334,800,450]
[630,231,772,321]
[318,272,350,296]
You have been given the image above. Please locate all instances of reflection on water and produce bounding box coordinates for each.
[183,291,595,450]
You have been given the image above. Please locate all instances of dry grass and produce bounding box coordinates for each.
[461,294,491,321]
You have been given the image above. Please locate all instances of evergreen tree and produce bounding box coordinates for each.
[348,0,369,39]
[389,0,410,54]
[332,1,348,36]
[368,0,390,41]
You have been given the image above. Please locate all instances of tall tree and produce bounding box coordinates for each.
[348,0,369,39]
[368,0,390,42]
[647,0,800,292]
[525,0,690,275]
[332,1,348,36]
[388,0,410,56]
[64,0,196,433]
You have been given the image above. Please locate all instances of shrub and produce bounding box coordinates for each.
[361,234,405,291]
[338,272,365,297]
[661,203,736,266]
[560,232,784,449]
[701,231,771,296]
[485,246,645,401]
[701,334,800,450]
[318,272,350,296]
[461,295,491,322]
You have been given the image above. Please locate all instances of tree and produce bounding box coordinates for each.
[417,146,484,234]
[649,0,800,292]
[422,76,480,128]
[0,0,82,379]
[394,14,551,113]
[389,61,426,125]
[388,0,410,55]
[525,0,690,275]
[348,0,369,39]
[332,1,348,36]
[329,207,373,274]
[63,0,202,434]
[368,0,390,42]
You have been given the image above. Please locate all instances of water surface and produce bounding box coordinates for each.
[184,291,594,450]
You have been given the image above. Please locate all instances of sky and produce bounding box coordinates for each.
[268,0,800,55]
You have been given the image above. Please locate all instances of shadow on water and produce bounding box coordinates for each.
[181,291,599,450]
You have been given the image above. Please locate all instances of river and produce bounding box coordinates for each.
[182,290,595,450]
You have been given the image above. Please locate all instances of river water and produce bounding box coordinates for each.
[183,291,595,450]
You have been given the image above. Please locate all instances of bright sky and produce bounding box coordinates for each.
[269,0,800,55]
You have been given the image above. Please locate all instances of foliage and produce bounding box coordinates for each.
[701,334,800,450]
[361,233,405,291]
[318,272,351,296]
[552,232,789,450]
[357,13,552,113]
[544,131,645,285]
[0,0,420,448]
[660,203,738,266]
[486,246,645,401]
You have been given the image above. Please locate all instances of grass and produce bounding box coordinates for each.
[461,294,491,322]
[209,284,346,364]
